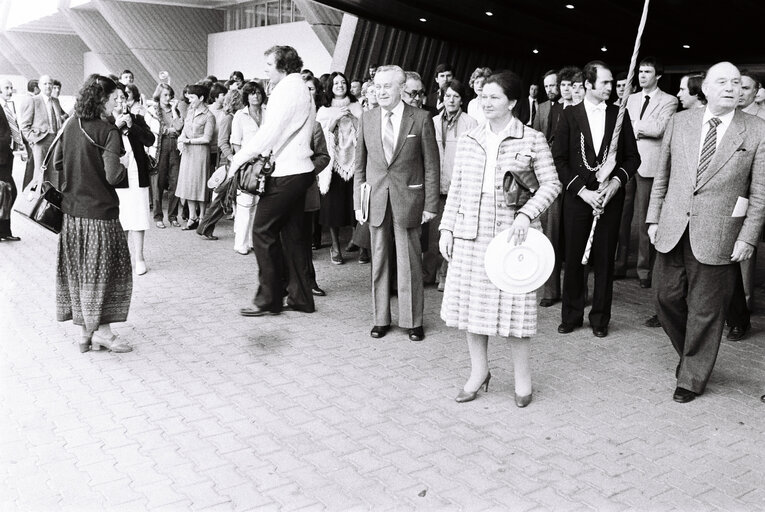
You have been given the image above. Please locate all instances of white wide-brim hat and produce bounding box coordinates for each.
[484,228,555,294]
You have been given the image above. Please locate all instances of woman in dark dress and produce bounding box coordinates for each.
[54,75,133,353]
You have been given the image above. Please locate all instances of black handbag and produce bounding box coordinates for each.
[14,120,67,234]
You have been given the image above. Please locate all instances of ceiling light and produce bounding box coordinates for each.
[419,17,426,22]
[566,4,575,9]
[682,44,690,49]
[532,49,539,54]
[600,45,608,52]
[485,11,493,16]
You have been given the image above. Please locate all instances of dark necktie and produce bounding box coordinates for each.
[383,111,394,163]
[697,117,722,183]
[48,99,59,133]
[639,95,650,120]
[3,101,23,148]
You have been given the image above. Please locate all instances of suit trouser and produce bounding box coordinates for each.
[634,175,655,281]
[614,176,636,275]
[370,201,424,328]
[0,165,17,237]
[726,259,752,329]
[30,134,54,184]
[540,194,562,299]
[562,189,624,328]
[655,230,737,394]
[153,138,181,221]
[252,172,315,313]
[22,140,35,189]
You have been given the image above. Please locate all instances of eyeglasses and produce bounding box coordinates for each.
[404,89,426,98]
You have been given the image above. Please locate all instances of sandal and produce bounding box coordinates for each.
[91,333,132,353]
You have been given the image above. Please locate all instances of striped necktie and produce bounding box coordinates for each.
[383,110,394,163]
[697,117,721,183]
[3,101,23,148]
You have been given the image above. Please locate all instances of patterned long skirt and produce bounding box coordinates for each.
[440,193,538,338]
[56,214,133,332]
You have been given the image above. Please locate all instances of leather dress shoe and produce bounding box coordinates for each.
[370,325,390,338]
[408,326,425,341]
[539,298,559,308]
[557,322,581,334]
[239,307,280,317]
[673,387,697,403]
[639,278,651,289]
[0,235,21,241]
[311,286,326,297]
[198,233,218,240]
[726,323,750,342]
[358,249,370,264]
[644,315,662,328]
[592,326,608,338]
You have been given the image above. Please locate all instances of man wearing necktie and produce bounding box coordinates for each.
[552,61,640,338]
[354,65,440,342]
[19,75,64,188]
[618,58,679,289]
[647,62,765,403]
[0,82,20,241]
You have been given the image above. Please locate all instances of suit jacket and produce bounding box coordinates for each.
[531,100,552,141]
[646,109,765,265]
[516,97,538,126]
[0,107,13,179]
[19,94,64,144]
[552,102,641,198]
[625,89,678,177]
[353,102,440,229]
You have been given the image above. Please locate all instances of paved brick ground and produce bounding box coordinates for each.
[1,163,764,511]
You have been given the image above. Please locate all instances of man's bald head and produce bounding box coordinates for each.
[702,61,741,115]
[1,80,13,100]
[38,75,53,97]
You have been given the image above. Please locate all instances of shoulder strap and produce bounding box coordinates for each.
[40,117,72,172]
[271,111,312,160]
[78,118,109,152]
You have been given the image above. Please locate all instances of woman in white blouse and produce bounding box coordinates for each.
[230,80,266,254]
[466,67,492,124]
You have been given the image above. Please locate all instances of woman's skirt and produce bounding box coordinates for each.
[319,172,354,227]
[175,144,210,201]
[116,162,151,231]
[440,193,538,338]
[56,214,133,332]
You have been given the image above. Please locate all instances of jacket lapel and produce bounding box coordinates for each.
[369,107,384,163]
[695,110,745,190]
[600,105,617,160]
[573,103,596,163]
[389,103,414,166]
[683,109,704,185]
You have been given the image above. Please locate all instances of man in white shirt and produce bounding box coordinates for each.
[18,75,64,187]
[647,62,765,403]
[552,61,640,338]
[229,45,317,317]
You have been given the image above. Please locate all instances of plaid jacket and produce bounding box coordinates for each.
[440,117,561,239]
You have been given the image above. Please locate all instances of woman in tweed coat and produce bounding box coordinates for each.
[439,71,561,406]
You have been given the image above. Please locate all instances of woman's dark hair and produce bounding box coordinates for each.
[322,71,358,107]
[230,71,244,82]
[75,75,118,120]
[153,83,175,103]
[441,79,467,101]
[484,71,522,102]
[209,82,227,103]
[241,80,267,108]
[185,83,209,102]
[124,83,140,102]
[686,73,707,104]
[264,45,303,75]
[305,76,323,109]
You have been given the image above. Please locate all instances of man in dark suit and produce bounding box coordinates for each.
[647,62,765,403]
[0,102,19,241]
[553,61,641,338]
[516,84,539,126]
[19,75,64,187]
[425,63,453,114]
[354,65,440,341]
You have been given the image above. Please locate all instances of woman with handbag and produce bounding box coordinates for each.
[315,72,363,265]
[54,75,133,353]
[113,83,155,276]
[230,80,266,254]
[176,83,215,230]
[145,83,183,228]
[439,71,561,406]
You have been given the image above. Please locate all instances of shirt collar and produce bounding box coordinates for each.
[702,107,735,128]
[642,87,660,100]
[583,97,606,112]
[382,100,405,119]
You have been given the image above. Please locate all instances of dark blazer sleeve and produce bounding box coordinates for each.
[420,110,440,214]
[612,109,640,184]
[0,107,12,169]
[310,122,330,175]
[551,109,587,195]
[128,114,155,148]
[353,112,368,211]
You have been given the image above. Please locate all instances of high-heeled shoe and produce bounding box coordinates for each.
[515,392,533,408]
[455,372,491,403]
[91,333,133,353]
[79,335,92,353]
